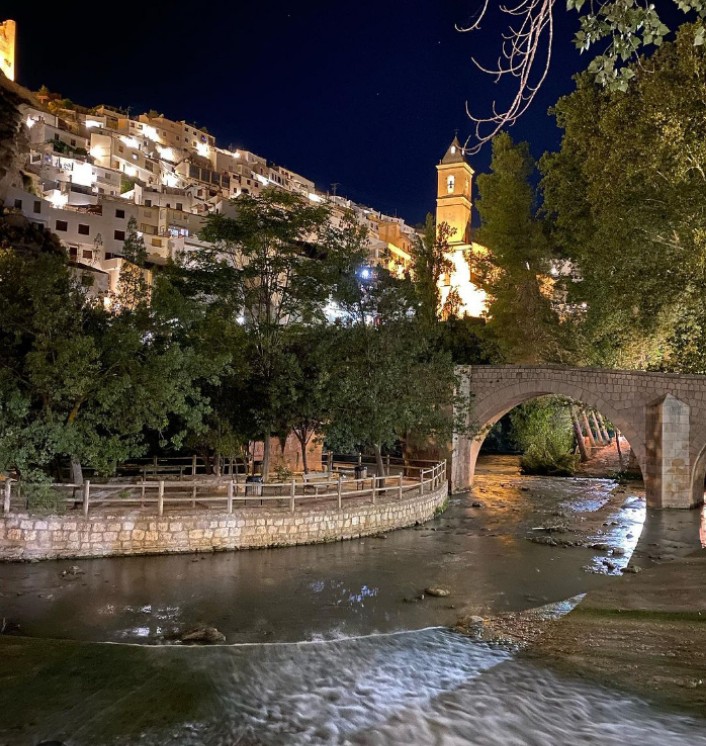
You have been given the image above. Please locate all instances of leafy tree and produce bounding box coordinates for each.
[279,327,336,473]
[325,322,458,476]
[199,188,333,479]
[0,221,221,486]
[510,397,578,476]
[410,215,459,327]
[462,0,706,150]
[541,26,706,371]
[474,132,562,364]
[113,217,149,312]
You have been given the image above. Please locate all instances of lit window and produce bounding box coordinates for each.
[447,175,455,193]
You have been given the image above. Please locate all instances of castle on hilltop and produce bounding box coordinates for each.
[1,19,485,318]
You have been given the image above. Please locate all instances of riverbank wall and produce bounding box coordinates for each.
[0,481,448,561]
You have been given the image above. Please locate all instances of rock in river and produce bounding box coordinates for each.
[424,586,451,597]
[179,626,226,644]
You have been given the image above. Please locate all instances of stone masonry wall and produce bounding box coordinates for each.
[0,482,448,561]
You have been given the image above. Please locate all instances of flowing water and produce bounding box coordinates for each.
[0,456,704,745]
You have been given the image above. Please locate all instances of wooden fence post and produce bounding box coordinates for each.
[227,481,233,514]
[191,481,197,508]
[83,480,91,518]
[290,479,296,513]
[337,474,342,510]
[158,480,164,516]
[192,454,197,476]
[3,479,11,514]
[398,474,403,500]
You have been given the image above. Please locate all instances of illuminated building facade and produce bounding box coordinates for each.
[435,136,487,318]
[0,19,15,82]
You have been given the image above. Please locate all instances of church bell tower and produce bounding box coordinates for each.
[436,135,473,246]
[434,136,487,318]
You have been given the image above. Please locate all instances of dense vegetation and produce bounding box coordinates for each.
[0,189,464,485]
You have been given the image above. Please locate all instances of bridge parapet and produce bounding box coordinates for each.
[452,365,706,509]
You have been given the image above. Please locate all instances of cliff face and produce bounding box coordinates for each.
[0,71,34,201]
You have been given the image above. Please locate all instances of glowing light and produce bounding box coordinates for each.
[142,124,159,142]
[89,146,104,159]
[120,136,139,150]
[195,141,210,158]
[72,161,96,187]
[156,145,175,162]
[255,174,269,186]
[85,120,101,129]
[308,192,324,203]
[124,165,137,177]
[163,171,179,188]
[47,191,68,208]
[25,116,35,129]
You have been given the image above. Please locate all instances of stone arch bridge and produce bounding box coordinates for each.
[452,365,706,509]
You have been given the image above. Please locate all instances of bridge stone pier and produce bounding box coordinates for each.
[452,365,706,509]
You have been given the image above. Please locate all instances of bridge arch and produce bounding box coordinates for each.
[462,379,644,490]
[453,365,705,509]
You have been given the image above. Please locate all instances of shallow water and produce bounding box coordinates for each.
[1,456,705,745]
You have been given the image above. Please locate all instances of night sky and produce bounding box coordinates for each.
[4,1,589,225]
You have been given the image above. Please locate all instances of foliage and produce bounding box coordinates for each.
[474,133,563,364]
[198,188,336,478]
[462,0,706,151]
[0,222,223,482]
[510,398,578,476]
[410,215,459,326]
[541,26,706,371]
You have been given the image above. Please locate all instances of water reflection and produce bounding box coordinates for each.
[0,456,656,644]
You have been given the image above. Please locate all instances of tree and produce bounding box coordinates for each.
[199,188,333,480]
[460,0,706,151]
[510,397,578,476]
[113,217,149,312]
[410,215,459,327]
[540,26,706,370]
[279,327,336,473]
[473,132,562,363]
[0,219,222,487]
[325,322,459,476]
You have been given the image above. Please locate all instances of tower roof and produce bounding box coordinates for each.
[440,135,467,165]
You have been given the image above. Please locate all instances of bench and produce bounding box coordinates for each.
[302,471,332,494]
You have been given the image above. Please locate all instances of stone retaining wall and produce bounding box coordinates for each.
[0,482,448,561]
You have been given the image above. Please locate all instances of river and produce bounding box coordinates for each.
[1,455,705,745]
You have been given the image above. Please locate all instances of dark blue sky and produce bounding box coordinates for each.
[5,1,588,224]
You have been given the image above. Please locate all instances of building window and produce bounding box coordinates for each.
[33,200,41,214]
[176,202,183,211]
[13,198,22,210]
[56,220,68,232]
[70,139,76,147]
[68,246,78,259]
[144,199,152,207]
[447,175,455,194]
[82,249,92,260]
[114,230,125,241]
[115,208,125,218]
[78,224,90,235]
